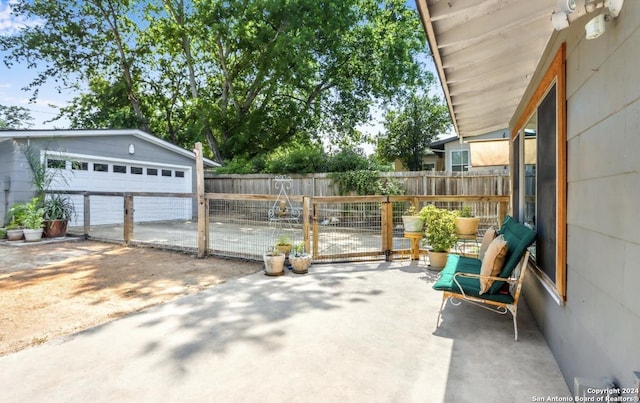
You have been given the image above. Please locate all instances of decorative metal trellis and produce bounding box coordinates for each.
[268,176,301,241]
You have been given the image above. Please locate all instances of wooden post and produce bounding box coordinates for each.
[123,194,133,245]
[381,200,393,261]
[498,200,507,226]
[83,192,90,239]
[303,196,311,253]
[194,142,206,258]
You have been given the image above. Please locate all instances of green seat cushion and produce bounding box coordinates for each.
[488,216,536,294]
[432,254,514,304]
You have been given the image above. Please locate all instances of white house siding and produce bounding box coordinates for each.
[517,3,640,393]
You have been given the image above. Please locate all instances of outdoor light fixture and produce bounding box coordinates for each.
[128,144,135,155]
[585,13,606,39]
[558,0,576,14]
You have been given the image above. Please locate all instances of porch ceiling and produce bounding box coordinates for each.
[415,0,586,138]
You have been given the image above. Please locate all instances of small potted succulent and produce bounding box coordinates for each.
[289,242,312,274]
[401,203,424,233]
[275,234,293,257]
[455,205,480,235]
[263,245,286,276]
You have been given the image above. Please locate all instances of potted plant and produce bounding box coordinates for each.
[5,202,28,241]
[401,203,424,233]
[455,205,480,235]
[263,245,286,276]
[275,234,293,256]
[43,194,76,238]
[289,242,312,274]
[22,198,45,242]
[419,204,458,270]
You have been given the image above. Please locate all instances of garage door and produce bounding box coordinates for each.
[46,154,192,226]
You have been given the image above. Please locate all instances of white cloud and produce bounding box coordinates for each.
[0,1,41,36]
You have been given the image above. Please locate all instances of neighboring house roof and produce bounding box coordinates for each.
[0,129,220,167]
[415,0,571,139]
[429,136,459,151]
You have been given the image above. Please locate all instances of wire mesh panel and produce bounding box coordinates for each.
[129,195,197,251]
[74,195,126,242]
[207,196,305,260]
[312,197,384,262]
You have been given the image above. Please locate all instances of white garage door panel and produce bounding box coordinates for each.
[48,155,192,226]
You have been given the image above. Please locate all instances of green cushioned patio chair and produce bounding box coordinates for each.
[432,216,536,341]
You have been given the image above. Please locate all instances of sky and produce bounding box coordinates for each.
[0,0,71,128]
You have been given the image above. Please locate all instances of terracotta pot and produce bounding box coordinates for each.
[455,217,480,235]
[44,220,68,238]
[427,250,449,270]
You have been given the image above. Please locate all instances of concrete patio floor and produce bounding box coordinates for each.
[0,260,570,402]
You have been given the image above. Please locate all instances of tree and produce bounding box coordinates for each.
[0,104,34,129]
[377,92,451,171]
[1,0,428,163]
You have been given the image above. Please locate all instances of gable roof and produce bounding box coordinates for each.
[0,129,220,167]
[415,0,581,139]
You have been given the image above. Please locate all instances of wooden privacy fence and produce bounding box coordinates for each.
[205,171,510,197]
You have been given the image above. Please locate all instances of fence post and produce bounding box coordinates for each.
[303,196,311,253]
[124,194,133,245]
[194,142,206,258]
[498,200,508,225]
[83,192,90,239]
[381,199,393,261]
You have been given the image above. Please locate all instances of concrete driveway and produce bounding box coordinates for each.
[0,261,570,402]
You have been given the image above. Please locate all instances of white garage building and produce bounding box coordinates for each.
[1,129,218,226]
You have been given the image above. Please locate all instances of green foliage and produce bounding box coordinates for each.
[458,205,473,218]
[21,144,70,202]
[326,147,373,172]
[2,0,428,164]
[292,242,305,256]
[44,195,76,221]
[418,204,458,252]
[22,198,45,230]
[7,202,28,229]
[264,146,327,174]
[213,156,266,174]
[0,104,34,129]
[276,234,292,246]
[8,198,44,229]
[329,170,405,196]
[377,92,452,171]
